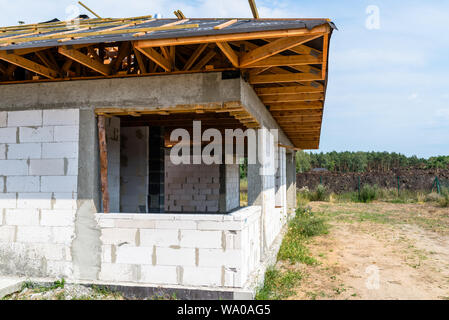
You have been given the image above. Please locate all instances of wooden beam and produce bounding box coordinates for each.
[243,54,322,68]
[192,49,216,70]
[249,72,323,84]
[135,25,330,47]
[183,43,208,71]
[214,19,238,30]
[97,115,110,213]
[135,47,171,72]
[216,42,239,68]
[255,85,324,95]
[133,47,147,73]
[78,1,102,19]
[0,50,58,79]
[112,41,131,72]
[263,92,324,103]
[269,101,323,111]
[58,46,111,76]
[248,0,260,19]
[322,33,329,80]
[240,35,321,67]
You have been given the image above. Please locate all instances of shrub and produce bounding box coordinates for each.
[358,184,378,203]
[439,189,449,208]
[309,184,329,201]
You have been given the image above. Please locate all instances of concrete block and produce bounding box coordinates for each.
[180,230,223,249]
[182,266,222,287]
[52,226,75,244]
[16,226,52,243]
[0,160,28,175]
[0,128,17,143]
[29,159,64,176]
[4,209,40,226]
[53,193,77,210]
[0,226,16,242]
[42,142,78,159]
[198,249,242,268]
[102,245,112,263]
[99,263,136,282]
[66,158,78,176]
[53,125,79,142]
[114,219,156,229]
[100,228,137,245]
[0,144,6,160]
[0,112,6,127]
[7,143,41,160]
[97,218,115,228]
[140,265,178,285]
[0,193,17,209]
[197,220,243,231]
[115,246,152,265]
[140,228,179,247]
[43,109,79,126]
[155,220,197,230]
[7,110,42,127]
[20,127,53,143]
[40,210,75,226]
[46,260,72,277]
[17,192,52,209]
[6,176,40,192]
[156,247,196,266]
[41,176,77,193]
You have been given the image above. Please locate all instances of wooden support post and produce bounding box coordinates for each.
[97,115,110,213]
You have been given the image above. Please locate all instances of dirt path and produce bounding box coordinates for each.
[291,202,449,300]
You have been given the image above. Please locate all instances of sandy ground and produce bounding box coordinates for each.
[290,202,449,300]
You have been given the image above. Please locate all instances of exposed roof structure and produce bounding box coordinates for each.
[0,16,336,149]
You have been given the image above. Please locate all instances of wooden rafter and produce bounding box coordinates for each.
[192,49,216,70]
[135,25,330,47]
[240,35,321,67]
[0,50,58,79]
[263,92,324,103]
[216,42,239,68]
[242,54,322,68]
[135,46,171,72]
[269,101,323,111]
[249,72,323,84]
[183,44,208,71]
[255,86,324,95]
[58,46,111,76]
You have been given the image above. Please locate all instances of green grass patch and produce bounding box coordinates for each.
[256,206,328,300]
[255,267,303,300]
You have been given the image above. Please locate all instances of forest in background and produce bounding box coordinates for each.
[296,151,449,173]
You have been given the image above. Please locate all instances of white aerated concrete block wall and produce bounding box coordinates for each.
[165,158,220,213]
[96,206,261,288]
[0,109,79,278]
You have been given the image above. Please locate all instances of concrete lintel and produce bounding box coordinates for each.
[0,72,241,111]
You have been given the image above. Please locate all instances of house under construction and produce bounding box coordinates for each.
[0,11,335,298]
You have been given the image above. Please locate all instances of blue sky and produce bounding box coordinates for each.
[0,0,448,158]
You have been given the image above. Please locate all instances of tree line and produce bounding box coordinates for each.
[296,151,449,173]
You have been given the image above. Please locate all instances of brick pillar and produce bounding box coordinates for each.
[148,126,165,213]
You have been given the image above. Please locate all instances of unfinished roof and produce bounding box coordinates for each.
[0,16,336,149]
